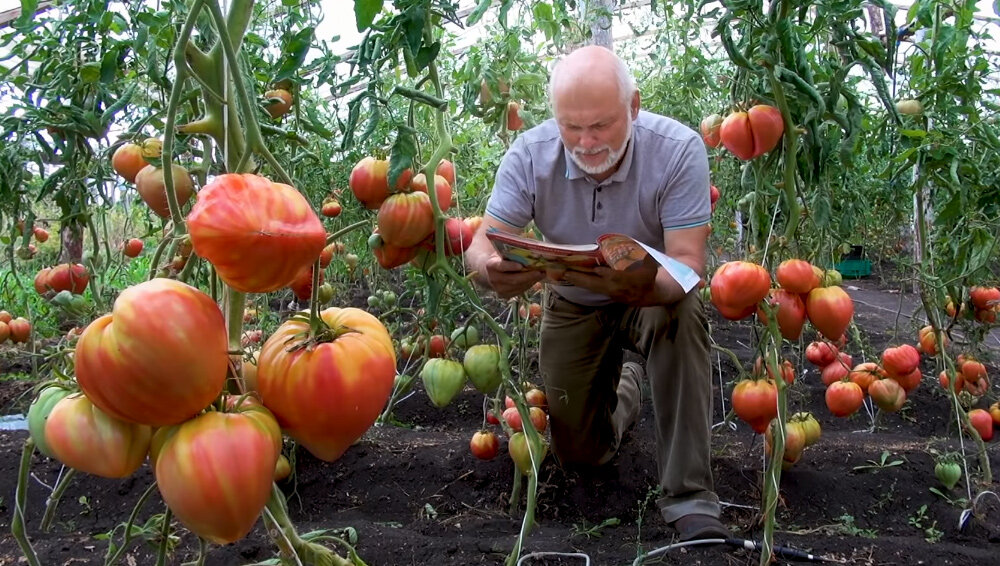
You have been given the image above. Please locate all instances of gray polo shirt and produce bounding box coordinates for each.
[485,110,711,306]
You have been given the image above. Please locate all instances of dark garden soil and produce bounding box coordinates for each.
[0,278,998,566]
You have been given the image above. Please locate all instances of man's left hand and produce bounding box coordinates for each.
[561,256,660,306]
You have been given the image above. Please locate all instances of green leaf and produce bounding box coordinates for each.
[811,191,831,228]
[15,0,38,28]
[466,0,491,26]
[99,48,120,84]
[413,41,440,73]
[274,27,315,82]
[899,129,926,138]
[355,0,384,32]
[80,62,101,83]
[402,5,426,54]
[388,125,418,190]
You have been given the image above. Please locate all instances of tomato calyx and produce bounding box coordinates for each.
[282,314,361,352]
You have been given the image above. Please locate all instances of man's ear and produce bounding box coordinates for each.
[631,91,640,119]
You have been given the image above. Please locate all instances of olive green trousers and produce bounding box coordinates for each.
[539,289,721,523]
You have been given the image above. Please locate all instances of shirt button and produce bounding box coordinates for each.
[597,202,603,209]
[596,187,602,192]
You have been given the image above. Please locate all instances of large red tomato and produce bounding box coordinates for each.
[256,307,396,462]
[757,288,806,340]
[348,157,412,209]
[880,344,921,377]
[45,263,90,295]
[825,381,864,417]
[775,259,820,294]
[44,393,152,478]
[711,261,771,319]
[74,279,229,426]
[155,397,281,544]
[134,164,194,219]
[719,105,784,160]
[409,173,453,211]
[187,173,327,293]
[731,379,777,433]
[377,191,435,248]
[805,286,854,341]
[868,378,906,412]
[111,143,150,183]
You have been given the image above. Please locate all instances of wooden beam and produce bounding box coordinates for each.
[0,1,54,29]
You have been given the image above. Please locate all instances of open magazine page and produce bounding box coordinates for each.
[487,231,603,272]
[595,234,701,293]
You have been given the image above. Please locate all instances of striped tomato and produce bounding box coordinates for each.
[377,191,435,248]
[256,307,396,462]
[187,173,326,293]
[44,393,151,478]
[154,397,281,544]
[74,279,228,426]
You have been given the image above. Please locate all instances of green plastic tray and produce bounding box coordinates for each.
[835,258,872,278]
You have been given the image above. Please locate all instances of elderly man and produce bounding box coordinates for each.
[464,45,728,541]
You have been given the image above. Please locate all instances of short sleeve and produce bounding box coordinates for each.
[659,136,711,230]
[485,137,534,229]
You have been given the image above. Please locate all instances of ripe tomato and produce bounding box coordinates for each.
[891,367,922,393]
[988,402,1000,427]
[754,357,795,385]
[8,317,31,343]
[719,105,784,160]
[917,325,946,355]
[825,381,864,417]
[0,321,9,344]
[44,263,89,295]
[256,307,396,461]
[134,164,194,219]
[847,362,882,393]
[33,267,52,295]
[700,114,724,148]
[74,279,229,426]
[155,398,281,544]
[287,265,323,302]
[369,231,418,269]
[264,88,293,119]
[420,358,467,407]
[0,310,11,324]
[506,101,524,131]
[525,388,547,408]
[528,406,548,432]
[111,142,150,183]
[776,259,820,294]
[436,159,457,186]
[409,173,453,211]
[463,216,483,234]
[710,261,771,318]
[805,341,839,367]
[463,344,502,393]
[765,420,806,469]
[348,156,412,210]
[470,430,499,460]
[441,217,474,256]
[187,173,327,293]
[731,379,778,433]
[122,238,144,258]
[44,393,152,478]
[820,353,852,386]
[321,197,342,218]
[32,226,49,243]
[757,288,806,340]
[881,344,921,377]
[709,185,721,213]
[378,191,435,248]
[503,406,523,431]
[805,286,854,341]
[969,286,999,310]
[967,409,994,441]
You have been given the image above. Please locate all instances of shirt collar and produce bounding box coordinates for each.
[562,128,637,185]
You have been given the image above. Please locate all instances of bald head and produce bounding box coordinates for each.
[549,46,637,115]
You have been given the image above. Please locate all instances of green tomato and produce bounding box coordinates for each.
[463,344,501,393]
[420,358,467,408]
[27,385,74,458]
[450,324,480,349]
[934,461,961,490]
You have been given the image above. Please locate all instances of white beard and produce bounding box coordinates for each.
[568,116,633,176]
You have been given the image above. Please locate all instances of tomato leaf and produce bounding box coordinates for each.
[80,62,101,83]
[354,0,384,32]
[388,126,417,190]
[899,129,926,138]
[274,27,314,82]
[466,0,491,26]
[15,0,39,29]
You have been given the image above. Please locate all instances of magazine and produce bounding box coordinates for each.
[486,230,701,292]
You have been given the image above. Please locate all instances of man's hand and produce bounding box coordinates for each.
[561,256,659,305]
[479,255,545,299]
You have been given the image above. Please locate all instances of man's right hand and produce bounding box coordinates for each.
[479,255,545,299]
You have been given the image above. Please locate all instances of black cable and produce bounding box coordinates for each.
[635,537,837,565]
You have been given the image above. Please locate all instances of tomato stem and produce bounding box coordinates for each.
[39,468,77,532]
[11,439,41,566]
[104,481,162,565]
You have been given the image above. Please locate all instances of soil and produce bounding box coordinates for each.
[0,278,998,566]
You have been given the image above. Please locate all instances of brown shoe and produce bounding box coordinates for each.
[673,514,730,542]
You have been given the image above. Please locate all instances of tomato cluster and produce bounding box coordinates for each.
[0,310,31,344]
[701,105,784,160]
